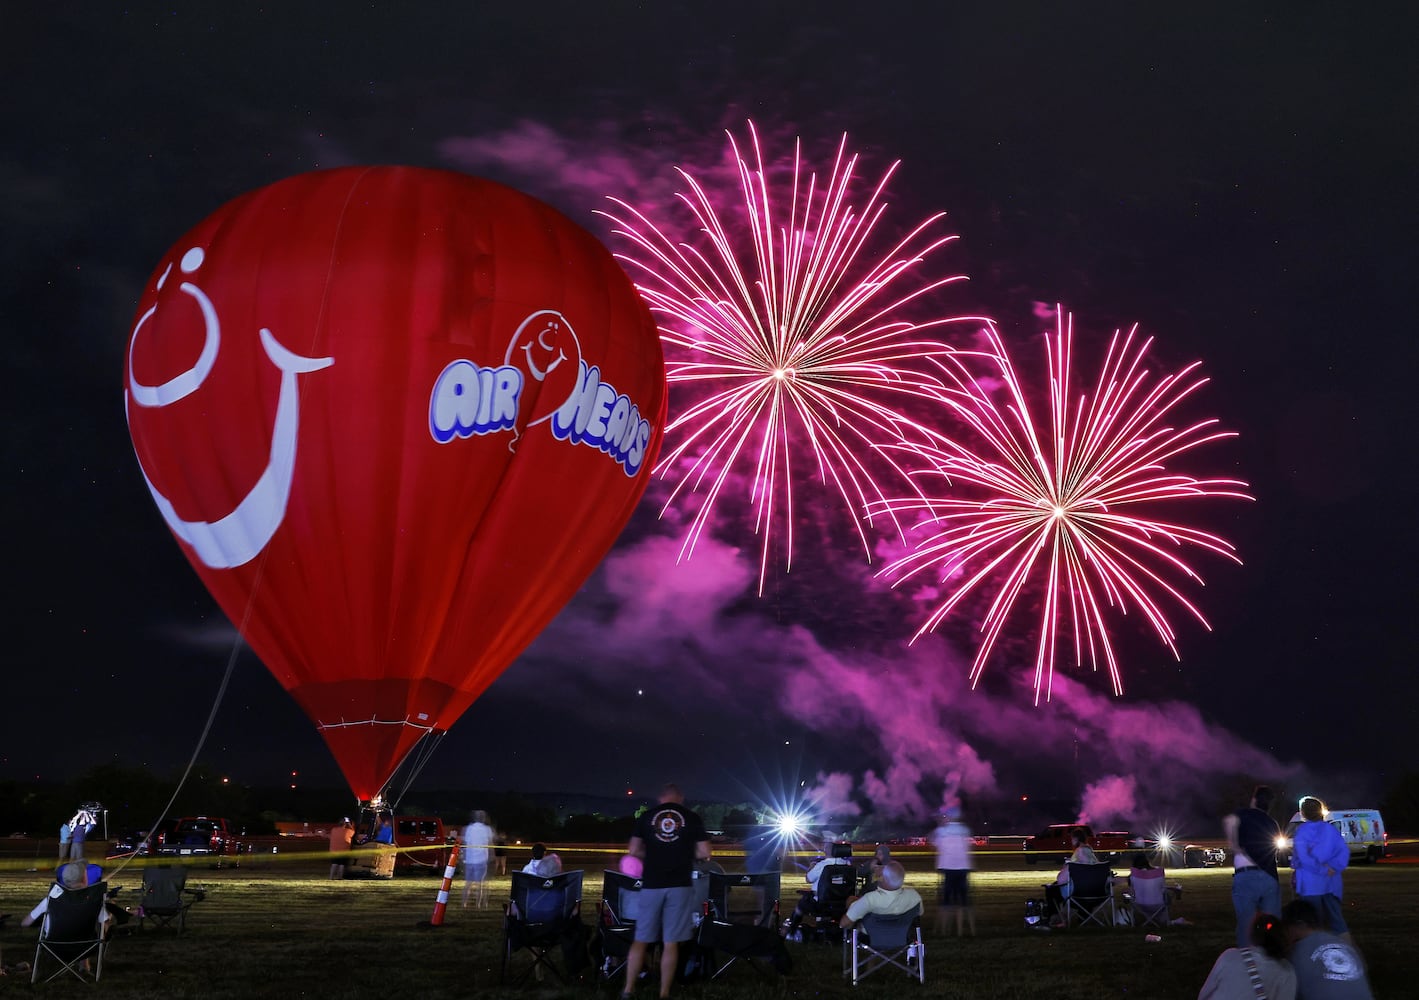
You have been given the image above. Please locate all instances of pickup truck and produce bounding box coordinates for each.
[1021,824,1147,864]
[154,816,245,866]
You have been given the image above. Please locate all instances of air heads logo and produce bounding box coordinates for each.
[428,309,653,476]
[125,246,334,570]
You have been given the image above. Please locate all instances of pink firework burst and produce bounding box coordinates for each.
[876,312,1252,700]
[599,122,984,590]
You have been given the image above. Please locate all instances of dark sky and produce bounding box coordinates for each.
[4,3,1415,833]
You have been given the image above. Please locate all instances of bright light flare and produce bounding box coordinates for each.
[876,312,1252,700]
[1151,828,1176,855]
[773,810,809,838]
[600,122,986,591]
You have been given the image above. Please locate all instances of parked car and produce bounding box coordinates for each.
[1022,824,1147,863]
[106,829,153,858]
[391,815,453,873]
[154,816,245,866]
[1181,844,1226,867]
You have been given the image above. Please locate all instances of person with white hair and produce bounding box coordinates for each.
[838,861,922,928]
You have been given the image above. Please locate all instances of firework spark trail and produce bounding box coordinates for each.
[876,313,1253,701]
[599,122,988,591]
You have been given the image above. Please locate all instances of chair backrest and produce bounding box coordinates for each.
[1129,868,1166,907]
[1066,862,1115,899]
[44,882,106,941]
[143,865,188,911]
[859,903,922,949]
[511,869,583,924]
[816,863,855,906]
[601,870,641,925]
[708,871,780,926]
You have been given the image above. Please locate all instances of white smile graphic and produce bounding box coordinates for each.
[126,247,333,570]
[506,309,579,430]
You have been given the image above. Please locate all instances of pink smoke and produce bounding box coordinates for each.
[1078,775,1138,828]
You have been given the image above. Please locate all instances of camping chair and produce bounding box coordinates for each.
[805,863,857,943]
[593,869,640,986]
[843,903,924,986]
[1064,862,1117,929]
[139,865,204,933]
[1124,869,1171,929]
[696,871,789,981]
[501,869,586,986]
[31,882,108,983]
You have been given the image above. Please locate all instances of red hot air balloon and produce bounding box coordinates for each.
[124,167,666,801]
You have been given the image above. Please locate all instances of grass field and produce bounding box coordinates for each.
[1,843,1410,998]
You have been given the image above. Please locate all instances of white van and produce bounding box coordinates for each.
[1276,807,1387,866]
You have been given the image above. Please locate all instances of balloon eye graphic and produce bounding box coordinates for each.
[126,245,333,569]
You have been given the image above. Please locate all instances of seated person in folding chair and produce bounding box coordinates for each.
[860,844,891,891]
[621,782,711,1000]
[1127,853,1177,927]
[841,862,924,985]
[838,861,921,931]
[1043,827,1097,925]
[781,838,853,938]
[22,863,112,939]
[522,843,563,877]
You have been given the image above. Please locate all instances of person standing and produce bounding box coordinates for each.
[1283,899,1374,999]
[67,808,95,861]
[932,806,976,936]
[1224,784,1282,949]
[461,810,493,908]
[622,783,710,1000]
[328,818,354,880]
[58,820,72,863]
[1291,797,1353,945]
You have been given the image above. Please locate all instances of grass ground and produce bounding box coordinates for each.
[0,843,1410,998]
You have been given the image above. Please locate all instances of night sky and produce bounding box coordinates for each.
[5,3,1415,833]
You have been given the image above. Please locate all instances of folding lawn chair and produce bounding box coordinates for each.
[1064,862,1117,929]
[31,881,109,983]
[843,903,924,986]
[696,871,789,981]
[806,863,857,943]
[501,869,586,986]
[593,869,640,986]
[139,864,204,933]
[1124,868,1171,929]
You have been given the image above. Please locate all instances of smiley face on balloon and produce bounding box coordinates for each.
[125,245,333,570]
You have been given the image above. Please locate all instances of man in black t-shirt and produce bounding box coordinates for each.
[1224,784,1282,948]
[622,783,710,1000]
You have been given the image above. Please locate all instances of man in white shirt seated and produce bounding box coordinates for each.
[21,862,112,937]
[781,838,853,937]
[839,861,922,928]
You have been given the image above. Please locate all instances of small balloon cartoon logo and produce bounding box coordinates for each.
[504,309,582,435]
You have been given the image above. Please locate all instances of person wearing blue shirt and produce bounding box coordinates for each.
[1291,797,1352,944]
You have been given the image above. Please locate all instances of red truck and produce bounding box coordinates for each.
[154,816,246,866]
[1021,824,1148,864]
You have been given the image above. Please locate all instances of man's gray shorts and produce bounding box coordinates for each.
[634,885,696,943]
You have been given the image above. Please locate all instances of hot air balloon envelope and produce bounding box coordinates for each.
[124,166,666,799]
